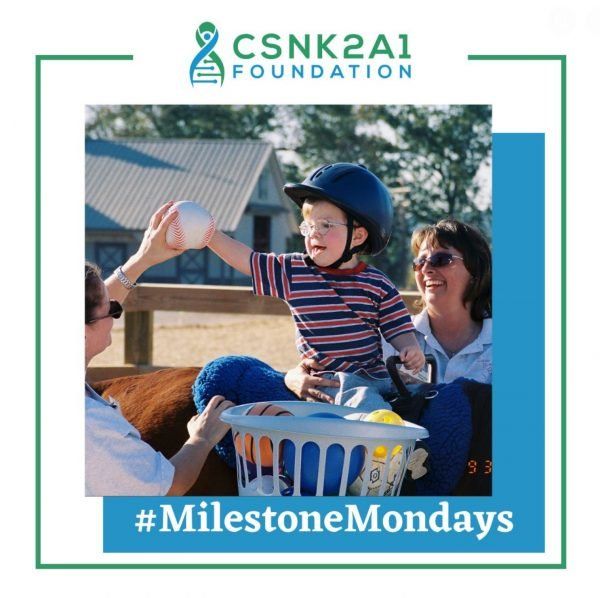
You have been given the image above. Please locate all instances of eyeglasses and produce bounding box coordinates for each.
[86,300,123,324]
[412,252,464,272]
[299,219,350,238]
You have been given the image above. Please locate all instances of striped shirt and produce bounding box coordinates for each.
[251,252,414,379]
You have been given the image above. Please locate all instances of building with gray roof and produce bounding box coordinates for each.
[85,138,297,284]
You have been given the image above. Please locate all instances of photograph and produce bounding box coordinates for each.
[84,104,492,499]
[18,0,587,582]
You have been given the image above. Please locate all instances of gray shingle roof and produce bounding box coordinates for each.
[85,139,282,231]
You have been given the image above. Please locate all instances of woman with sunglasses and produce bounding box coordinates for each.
[85,202,233,496]
[285,218,491,399]
[387,218,492,383]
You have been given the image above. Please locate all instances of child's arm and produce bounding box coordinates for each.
[207,230,252,276]
[389,332,426,374]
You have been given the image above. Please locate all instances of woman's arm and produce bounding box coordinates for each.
[166,395,233,496]
[284,359,340,403]
[105,201,183,303]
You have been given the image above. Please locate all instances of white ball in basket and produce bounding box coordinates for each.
[165,201,215,250]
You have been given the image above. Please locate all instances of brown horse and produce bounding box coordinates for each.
[91,368,238,496]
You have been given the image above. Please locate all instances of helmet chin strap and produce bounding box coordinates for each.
[305,216,362,269]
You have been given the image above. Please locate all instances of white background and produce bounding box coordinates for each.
[1,0,596,594]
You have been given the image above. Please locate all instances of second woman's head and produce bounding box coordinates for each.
[85,262,122,365]
[411,219,491,321]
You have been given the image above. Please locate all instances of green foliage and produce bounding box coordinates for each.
[283,105,491,284]
[373,105,492,231]
[86,105,277,140]
[86,104,491,285]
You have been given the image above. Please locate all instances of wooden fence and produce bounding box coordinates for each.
[87,283,421,382]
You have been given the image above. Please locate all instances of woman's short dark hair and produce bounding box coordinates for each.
[411,219,492,321]
[85,262,104,324]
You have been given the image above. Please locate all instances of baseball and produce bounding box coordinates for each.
[165,201,216,250]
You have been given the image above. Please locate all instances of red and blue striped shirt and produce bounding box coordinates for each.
[251,252,414,379]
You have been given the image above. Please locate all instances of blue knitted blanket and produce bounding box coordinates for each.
[193,355,473,495]
[413,379,472,495]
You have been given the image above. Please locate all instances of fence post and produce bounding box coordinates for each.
[124,311,153,366]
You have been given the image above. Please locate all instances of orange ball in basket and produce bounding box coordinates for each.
[233,402,293,467]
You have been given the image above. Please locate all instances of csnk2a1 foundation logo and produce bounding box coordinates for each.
[189,21,412,87]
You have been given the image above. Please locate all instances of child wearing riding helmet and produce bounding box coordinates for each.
[206,163,425,410]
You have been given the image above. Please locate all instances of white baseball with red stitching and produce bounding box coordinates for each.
[165,201,216,250]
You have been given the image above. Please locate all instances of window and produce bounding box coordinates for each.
[253,216,271,253]
[258,172,267,200]
[178,250,206,284]
[95,243,127,278]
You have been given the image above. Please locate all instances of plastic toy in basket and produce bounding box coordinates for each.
[347,409,406,496]
[364,409,405,458]
[347,451,405,496]
[220,401,428,497]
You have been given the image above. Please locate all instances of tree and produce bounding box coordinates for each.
[86,104,491,285]
[283,105,491,285]
[367,105,492,233]
[86,105,277,140]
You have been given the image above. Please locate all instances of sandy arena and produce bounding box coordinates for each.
[90,312,300,372]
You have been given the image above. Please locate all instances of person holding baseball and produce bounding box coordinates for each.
[85,201,234,496]
[204,163,425,411]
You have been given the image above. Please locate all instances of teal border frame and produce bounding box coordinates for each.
[35,54,566,569]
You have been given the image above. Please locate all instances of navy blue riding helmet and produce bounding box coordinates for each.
[283,163,394,269]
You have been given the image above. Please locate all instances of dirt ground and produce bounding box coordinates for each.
[89,312,301,372]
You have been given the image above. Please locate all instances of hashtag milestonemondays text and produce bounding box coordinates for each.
[135,501,513,541]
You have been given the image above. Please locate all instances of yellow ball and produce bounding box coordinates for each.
[365,409,405,458]
[365,410,404,425]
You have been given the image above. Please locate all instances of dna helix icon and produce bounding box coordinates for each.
[190,22,225,86]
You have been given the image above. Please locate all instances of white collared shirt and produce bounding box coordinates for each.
[85,383,174,496]
[382,311,492,384]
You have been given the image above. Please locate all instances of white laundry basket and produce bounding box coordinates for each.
[220,401,429,497]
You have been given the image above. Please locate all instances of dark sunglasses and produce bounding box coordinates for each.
[412,252,464,272]
[86,300,123,324]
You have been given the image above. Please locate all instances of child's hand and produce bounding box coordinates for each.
[284,358,339,402]
[398,346,426,374]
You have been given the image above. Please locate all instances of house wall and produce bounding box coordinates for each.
[86,231,140,279]
[87,230,178,282]
[244,166,297,255]
[229,213,253,284]
[260,167,296,254]
[86,158,296,285]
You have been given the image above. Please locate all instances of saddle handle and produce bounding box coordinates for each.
[385,354,438,399]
